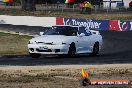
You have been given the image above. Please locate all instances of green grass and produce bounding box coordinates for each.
[0,32,32,55]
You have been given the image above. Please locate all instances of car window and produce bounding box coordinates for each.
[69,27,78,36]
[78,27,92,36]
[44,26,78,36]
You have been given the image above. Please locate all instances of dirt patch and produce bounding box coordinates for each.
[0,64,131,88]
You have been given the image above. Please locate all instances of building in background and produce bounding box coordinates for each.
[103,0,131,8]
[1,0,131,9]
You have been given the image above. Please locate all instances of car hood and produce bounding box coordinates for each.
[30,35,74,44]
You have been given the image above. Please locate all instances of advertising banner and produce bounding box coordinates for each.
[56,17,109,30]
[64,18,109,30]
[56,17,132,31]
[0,15,132,30]
[109,20,132,31]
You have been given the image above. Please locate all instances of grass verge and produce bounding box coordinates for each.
[0,32,32,55]
[0,7,132,20]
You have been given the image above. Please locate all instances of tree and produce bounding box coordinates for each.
[20,0,36,11]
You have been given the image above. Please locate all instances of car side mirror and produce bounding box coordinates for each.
[40,32,44,36]
[78,33,85,37]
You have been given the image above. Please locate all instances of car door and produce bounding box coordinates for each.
[68,27,85,54]
[78,27,95,53]
[83,29,93,53]
[76,27,89,53]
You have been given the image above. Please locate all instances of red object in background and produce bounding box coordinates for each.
[56,17,64,25]
[109,20,120,31]
[8,0,13,2]
[68,0,76,4]
[129,1,132,6]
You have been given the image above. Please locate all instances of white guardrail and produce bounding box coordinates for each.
[0,15,132,31]
[0,15,56,27]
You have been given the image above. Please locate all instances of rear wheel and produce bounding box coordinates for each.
[68,43,76,57]
[29,53,41,58]
[91,43,99,56]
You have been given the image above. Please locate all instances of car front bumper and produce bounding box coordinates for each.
[28,44,69,55]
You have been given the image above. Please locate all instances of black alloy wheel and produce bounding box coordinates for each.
[68,43,76,57]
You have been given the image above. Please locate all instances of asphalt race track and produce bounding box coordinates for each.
[0,31,132,66]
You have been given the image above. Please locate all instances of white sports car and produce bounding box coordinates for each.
[28,26,103,58]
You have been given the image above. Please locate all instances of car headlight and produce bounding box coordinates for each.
[28,41,33,44]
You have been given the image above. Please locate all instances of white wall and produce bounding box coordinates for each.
[0,15,56,27]
[103,0,131,8]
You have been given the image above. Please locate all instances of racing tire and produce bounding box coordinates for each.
[68,43,76,57]
[29,53,41,58]
[91,43,99,56]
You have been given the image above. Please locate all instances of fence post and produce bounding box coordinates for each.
[94,5,97,14]
[61,4,64,13]
[73,4,75,12]
[106,5,109,13]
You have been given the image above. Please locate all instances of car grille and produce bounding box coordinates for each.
[36,49,52,52]
[36,42,55,45]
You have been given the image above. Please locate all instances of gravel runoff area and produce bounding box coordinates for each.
[0,64,131,88]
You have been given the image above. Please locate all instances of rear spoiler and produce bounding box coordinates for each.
[90,30,100,35]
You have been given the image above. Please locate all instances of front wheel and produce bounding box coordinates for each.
[29,53,41,58]
[68,43,76,57]
[91,43,99,56]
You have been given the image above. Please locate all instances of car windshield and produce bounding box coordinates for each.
[44,26,78,36]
